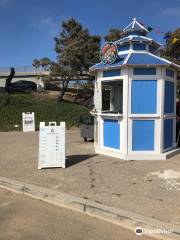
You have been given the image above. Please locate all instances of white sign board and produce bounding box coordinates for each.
[22,112,35,132]
[38,122,66,169]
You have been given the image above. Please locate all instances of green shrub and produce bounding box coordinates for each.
[0,93,90,131]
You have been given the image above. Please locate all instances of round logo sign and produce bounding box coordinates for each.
[135,227,143,236]
[100,42,118,64]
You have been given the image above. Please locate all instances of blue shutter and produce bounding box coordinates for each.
[133,67,156,75]
[132,120,155,151]
[103,119,120,149]
[103,69,121,77]
[149,45,156,53]
[164,81,175,114]
[131,80,157,114]
[166,69,174,78]
[118,44,130,51]
[164,119,173,149]
[133,43,146,50]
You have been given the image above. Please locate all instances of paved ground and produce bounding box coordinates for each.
[0,188,154,240]
[0,130,180,226]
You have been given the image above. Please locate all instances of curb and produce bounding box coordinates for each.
[0,176,180,240]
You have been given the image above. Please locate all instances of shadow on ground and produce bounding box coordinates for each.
[66,154,97,167]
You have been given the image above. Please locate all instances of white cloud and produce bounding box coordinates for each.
[40,17,59,36]
[161,7,180,18]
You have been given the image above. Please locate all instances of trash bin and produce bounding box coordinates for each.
[78,116,94,141]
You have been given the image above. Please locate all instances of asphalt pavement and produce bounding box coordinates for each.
[0,188,154,240]
[0,130,180,225]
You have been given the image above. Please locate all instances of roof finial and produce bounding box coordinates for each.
[132,18,136,28]
[123,18,149,35]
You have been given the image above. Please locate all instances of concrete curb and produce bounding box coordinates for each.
[0,176,180,240]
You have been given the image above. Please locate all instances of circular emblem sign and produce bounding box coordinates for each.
[100,42,118,64]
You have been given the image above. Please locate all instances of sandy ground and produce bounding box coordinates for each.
[0,130,180,225]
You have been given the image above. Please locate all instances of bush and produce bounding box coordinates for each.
[0,93,91,131]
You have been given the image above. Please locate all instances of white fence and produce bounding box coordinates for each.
[0,66,49,75]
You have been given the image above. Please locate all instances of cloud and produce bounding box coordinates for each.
[161,7,180,18]
[40,17,59,36]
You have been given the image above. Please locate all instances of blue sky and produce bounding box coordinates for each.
[0,0,179,67]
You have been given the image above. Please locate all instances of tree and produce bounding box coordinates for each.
[54,17,101,101]
[104,28,124,42]
[32,59,40,69]
[50,61,71,101]
[160,28,180,65]
[40,57,51,71]
[32,57,51,71]
[32,57,51,91]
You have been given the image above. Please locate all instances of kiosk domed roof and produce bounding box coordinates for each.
[90,52,180,71]
[89,18,180,72]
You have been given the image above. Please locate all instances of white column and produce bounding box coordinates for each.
[122,67,129,156]
[157,66,164,154]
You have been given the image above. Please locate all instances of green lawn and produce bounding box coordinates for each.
[0,93,91,131]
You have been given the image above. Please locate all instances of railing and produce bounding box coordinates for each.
[0,66,49,74]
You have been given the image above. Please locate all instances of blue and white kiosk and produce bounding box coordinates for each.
[90,18,180,160]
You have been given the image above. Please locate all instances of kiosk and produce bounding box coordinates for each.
[90,18,180,160]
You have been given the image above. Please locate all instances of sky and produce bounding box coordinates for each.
[0,0,179,67]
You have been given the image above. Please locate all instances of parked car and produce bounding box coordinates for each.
[9,80,37,92]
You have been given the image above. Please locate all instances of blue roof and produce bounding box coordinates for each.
[115,35,161,47]
[90,54,128,71]
[89,52,178,72]
[127,53,169,65]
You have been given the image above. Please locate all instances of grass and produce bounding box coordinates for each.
[0,92,91,131]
